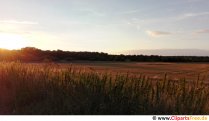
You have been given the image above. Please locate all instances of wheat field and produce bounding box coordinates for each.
[0,62,208,115]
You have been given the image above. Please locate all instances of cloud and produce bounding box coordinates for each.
[0,20,38,25]
[146,30,172,37]
[184,12,209,17]
[177,12,209,20]
[186,0,206,3]
[121,9,140,14]
[0,30,32,35]
[194,29,209,34]
[77,9,105,17]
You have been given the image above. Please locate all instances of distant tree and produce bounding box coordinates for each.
[1,47,209,62]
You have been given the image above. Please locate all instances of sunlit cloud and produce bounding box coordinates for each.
[194,29,209,34]
[0,20,38,25]
[146,30,172,37]
[0,26,32,36]
[0,19,39,36]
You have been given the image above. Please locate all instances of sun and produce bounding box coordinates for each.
[0,33,29,50]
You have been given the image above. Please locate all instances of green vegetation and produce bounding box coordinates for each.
[1,47,209,62]
[0,62,208,115]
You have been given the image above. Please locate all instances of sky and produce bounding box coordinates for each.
[0,0,209,53]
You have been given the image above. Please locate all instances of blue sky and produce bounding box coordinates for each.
[0,0,209,53]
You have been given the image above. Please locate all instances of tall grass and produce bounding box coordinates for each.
[0,62,208,115]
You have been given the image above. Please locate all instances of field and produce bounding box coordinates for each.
[0,62,209,115]
[72,62,209,82]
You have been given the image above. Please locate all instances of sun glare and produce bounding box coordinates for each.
[0,33,29,50]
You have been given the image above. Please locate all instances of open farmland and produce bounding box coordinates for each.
[69,62,209,82]
[0,62,208,115]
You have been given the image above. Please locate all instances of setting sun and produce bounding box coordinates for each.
[0,33,28,50]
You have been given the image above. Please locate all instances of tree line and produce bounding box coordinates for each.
[1,47,209,62]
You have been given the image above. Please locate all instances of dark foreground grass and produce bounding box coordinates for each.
[0,62,208,115]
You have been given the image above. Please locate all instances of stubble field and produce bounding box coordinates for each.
[71,62,209,82]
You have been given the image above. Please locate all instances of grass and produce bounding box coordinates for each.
[0,62,208,115]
